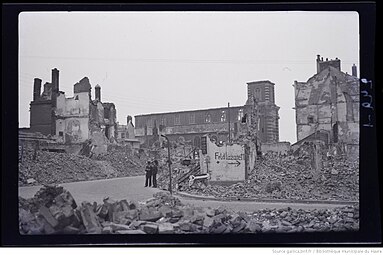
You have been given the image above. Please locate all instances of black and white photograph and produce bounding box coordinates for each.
[3,3,378,246]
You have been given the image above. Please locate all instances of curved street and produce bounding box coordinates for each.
[19,175,353,211]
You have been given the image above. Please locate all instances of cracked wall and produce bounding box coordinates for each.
[199,136,247,182]
[294,64,359,146]
[55,81,91,144]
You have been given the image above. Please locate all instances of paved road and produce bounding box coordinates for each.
[19,176,158,204]
[19,176,351,211]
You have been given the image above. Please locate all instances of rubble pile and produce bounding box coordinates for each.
[157,164,190,191]
[19,149,107,186]
[19,186,359,235]
[181,152,359,201]
[94,145,147,177]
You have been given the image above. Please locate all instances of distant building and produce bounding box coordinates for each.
[245,80,280,143]
[293,55,359,154]
[116,116,140,149]
[135,80,280,148]
[29,68,117,144]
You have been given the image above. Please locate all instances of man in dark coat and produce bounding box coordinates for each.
[152,160,158,188]
[145,161,152,187]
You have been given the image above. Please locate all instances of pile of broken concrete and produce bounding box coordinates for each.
[19,149,107,186]
[181,153,358,202]
[19,185,359,235]
[94,145,146,177]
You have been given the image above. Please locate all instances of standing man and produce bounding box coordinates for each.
[152,160,158,188]
[144,161,152,187]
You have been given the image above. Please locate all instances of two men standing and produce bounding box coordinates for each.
[144,160,158,188]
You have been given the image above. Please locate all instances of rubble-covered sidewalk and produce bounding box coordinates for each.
[19,185,359,235]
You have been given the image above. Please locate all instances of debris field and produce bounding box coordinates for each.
[19,185,359,235]
[19,146,146,187]
[158,149,359,202]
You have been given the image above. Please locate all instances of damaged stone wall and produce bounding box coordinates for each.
[261,142,291,155]
[199,136,249,182]
[29,77,55,136]
[29,101,53,136]
[89,99,115,154]
[135,106,245,148]
[102,103,117,142]
[294,63,359,148]
[55,79,91,144]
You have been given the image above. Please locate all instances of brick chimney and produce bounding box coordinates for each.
[95,84,101,101]
[316,55,341,74]
[51,68,59,94]
[51,68,59,136]
[33,78,42,101]
[352,64,357,77]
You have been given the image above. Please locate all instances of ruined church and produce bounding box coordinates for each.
[293,55,359,154]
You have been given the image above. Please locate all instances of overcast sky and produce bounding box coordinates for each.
[18,11,359,143]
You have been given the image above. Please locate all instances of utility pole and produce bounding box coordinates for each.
[161,134,172,195]
[228,102,231,143]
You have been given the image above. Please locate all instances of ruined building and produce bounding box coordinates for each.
[29,68,117,144]
[116,116,140,148]
[134,80,280,148]
[293,55,359,153]
[245,80,280,143]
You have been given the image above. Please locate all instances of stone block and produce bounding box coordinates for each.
[60,204,74,218]
[281,220,292,226]
[102,226,114,234]
[246,219,262,233]
[55,190,77,209]
[113,210,138,224]
[181,206,194,219]
[215,206,227,216]
[232,221,246,233]
[191,215,204,226]
[19,209,44,235]
[80,202,102,234]
[39,205,58,228]
[213,214,226,224]
[211,223,227,234]
[179,221,193,232]
[129,220,146,229]
[139,210,162,222]
[262,220,271,232]
[37,215,56,234]
[119,200,130,211]
[49,204,66,223]
[159,205,173,218]
[118,229,146,234]
[96,204,109,220]
[203,216,215,228]
[142,223,158,234]
[158,223,174,234]
[128,201,139,210]
[229,214,242,227]
[108,222,132,231]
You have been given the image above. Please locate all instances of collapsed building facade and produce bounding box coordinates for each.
[29,68,117,145]
[134,80,280,149]
[293,55,359,155]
